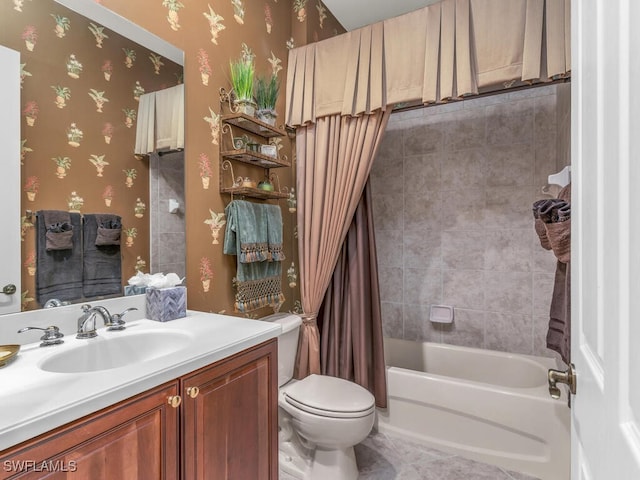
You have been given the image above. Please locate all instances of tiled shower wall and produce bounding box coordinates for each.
[150,152,186,279]
[371,83,570,358]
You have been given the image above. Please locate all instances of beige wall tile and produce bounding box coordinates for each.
[485,143,534,187]
[404,304,442,342]
[404,229,441,269]
[486,99,535,146]
[441,148,487,190]
[442,269,485,310]
[441,230,485,270]
[484,229,533,272]
[403,124,444,155]
[404,193,442,231]
[441,308,485,348]
[381,302,404,339]
[375,229,404,267]
[440,188,486,230]
[404,153,441,193]
[485,312,533,354]
[404,267,442,306]
[379,265,404,303]
[484,271,533,315]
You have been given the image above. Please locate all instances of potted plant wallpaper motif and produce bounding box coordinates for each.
[199,153,212,189]
[52,85,71,109]
[200,257,213,292]
[204,6,225,45]
[204,210,226,244]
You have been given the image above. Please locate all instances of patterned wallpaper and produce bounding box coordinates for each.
[93,0,344,316]
[1,0,183,310]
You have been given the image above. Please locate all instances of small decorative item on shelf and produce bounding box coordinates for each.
[246,142,260,152]
[229,56,256,116]
[233,135,249,149]
[241,177,257,188]
[260,144,277,158]
[255,74,279,126]
[258,180,274,191]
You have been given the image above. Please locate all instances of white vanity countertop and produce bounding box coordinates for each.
[0,311,280,452]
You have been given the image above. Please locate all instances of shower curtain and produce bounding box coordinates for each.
[318,181,387,408]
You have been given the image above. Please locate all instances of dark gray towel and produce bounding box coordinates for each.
[43,210,73,251]
[95,214,122,246]
[83,214,122,299]
[36,211,83,305]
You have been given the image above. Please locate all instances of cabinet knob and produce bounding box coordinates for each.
[186,386,200,399]
[167,395,182,408]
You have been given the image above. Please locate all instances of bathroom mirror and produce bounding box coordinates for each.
[0,0,185,313]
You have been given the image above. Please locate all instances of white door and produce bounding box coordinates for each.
[571,0,640,478]
[0,46,21,314]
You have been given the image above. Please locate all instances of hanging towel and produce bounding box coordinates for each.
[82,213,122,299]
[544,183,571,365]
[95,214,122,246]
[224,200,285,312]
[35,211,83,305]
[224,200,270,263]
[265,204,285,261]
[43,210,74,251]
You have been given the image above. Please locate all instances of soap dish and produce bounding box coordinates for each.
[429,305,454,324]
[0,345,20,367]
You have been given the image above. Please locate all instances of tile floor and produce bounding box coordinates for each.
[279,430,540,480]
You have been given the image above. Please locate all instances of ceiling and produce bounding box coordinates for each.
[322,0,439,31]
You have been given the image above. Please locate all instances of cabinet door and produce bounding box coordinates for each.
[181,339,278,480]
[0,382,180,480]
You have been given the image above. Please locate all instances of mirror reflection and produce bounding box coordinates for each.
[0,0,185,312]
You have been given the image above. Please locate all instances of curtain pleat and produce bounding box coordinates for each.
[522,0,544,82]
[423,3,442,103]
[315,35,349,118]
[294,110,391,379]
[564,0,571,72]
[285,0,570,126]
[134,91,156,155]
[455,0,477,97]
[384,9,428,105]
[318,181,387,408]
[546,0,568,77]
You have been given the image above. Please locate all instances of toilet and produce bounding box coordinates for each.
[262,313,375,480]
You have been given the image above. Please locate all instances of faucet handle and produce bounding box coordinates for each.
[18,326,64,347]
[106,307,138,331]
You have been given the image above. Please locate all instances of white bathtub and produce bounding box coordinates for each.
[375,338,570,480]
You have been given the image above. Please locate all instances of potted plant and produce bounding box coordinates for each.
[229,57,256,116]
[255,74,279,126]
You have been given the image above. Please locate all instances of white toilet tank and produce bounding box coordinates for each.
[260,313,302,387]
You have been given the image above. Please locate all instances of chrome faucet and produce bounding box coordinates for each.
[43,298,70,308]
[77,305,109,339]
[77,304,139,338]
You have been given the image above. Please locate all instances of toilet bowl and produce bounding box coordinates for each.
[260,313,375,480]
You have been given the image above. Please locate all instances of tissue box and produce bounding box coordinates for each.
[124,285,148,296]
[146,286,186,322]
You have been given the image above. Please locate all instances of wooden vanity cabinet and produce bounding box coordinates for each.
[0,339,278,480]
[0,382,180,480]
[181,338,278,480]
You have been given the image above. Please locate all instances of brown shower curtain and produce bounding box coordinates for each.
[294,110,391,379]
[318,181,387,408]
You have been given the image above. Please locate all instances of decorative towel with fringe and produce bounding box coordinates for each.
[224,200,285,312]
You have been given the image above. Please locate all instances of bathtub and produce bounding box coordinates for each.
[375,338,570,480]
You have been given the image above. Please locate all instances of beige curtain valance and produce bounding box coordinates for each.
[286,0,570,126]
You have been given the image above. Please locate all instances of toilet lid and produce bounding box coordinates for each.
[283,374,375,419]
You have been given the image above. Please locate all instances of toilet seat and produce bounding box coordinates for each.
[283,374,375,419]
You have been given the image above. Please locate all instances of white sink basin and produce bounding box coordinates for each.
[38,331,192,373]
